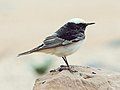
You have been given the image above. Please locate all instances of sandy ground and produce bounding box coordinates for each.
[0,0,120,90]
[34,66,120,90]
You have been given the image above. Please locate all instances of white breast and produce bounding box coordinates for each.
[41,40,84,57]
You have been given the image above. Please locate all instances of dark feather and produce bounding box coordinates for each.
[17,44,44,57]
[43,34,64,48]
[56,22,86,40]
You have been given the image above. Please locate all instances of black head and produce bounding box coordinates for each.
[66,18,95,33]
[55,18,95,40]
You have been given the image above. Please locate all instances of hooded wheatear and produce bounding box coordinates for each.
[18,18,95,71]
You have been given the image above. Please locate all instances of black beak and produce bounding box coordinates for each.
[86,22,95,26]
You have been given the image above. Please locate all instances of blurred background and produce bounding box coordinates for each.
[0,0,120,90]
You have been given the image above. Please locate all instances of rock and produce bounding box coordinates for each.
[33,65,120,90]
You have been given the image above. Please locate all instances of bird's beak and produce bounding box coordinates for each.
[86,22,95,26]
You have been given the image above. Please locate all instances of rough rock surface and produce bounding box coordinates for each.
[33,65,120,90]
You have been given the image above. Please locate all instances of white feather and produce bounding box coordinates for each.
[68,18,86,24]
[40,40,84,57]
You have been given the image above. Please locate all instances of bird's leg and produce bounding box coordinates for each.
[62,56,70,68]
[50,56,77,73]
[59,56,77,73]
[50,56,70,72]
[58,56,71,72]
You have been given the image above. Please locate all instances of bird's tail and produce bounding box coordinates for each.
[17,44,44,57]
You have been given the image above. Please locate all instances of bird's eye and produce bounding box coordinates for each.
[67,23,76,28]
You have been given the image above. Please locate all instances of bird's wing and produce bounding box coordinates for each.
[18,34,65,57]
[18,33,85,56]
[42,33,85,49]
[42,34,65,48]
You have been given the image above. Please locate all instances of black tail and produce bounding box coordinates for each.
[17,44,44,57]
[17,50,34,57]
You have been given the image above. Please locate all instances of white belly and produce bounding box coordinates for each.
[41,41,84,57]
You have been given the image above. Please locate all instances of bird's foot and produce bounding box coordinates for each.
[49,65,67,72]
[50,65,78,73]
[59,65,78,73]
[60,65,68,68]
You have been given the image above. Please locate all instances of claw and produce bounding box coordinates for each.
[60,65,67,67]
[58,65,78,73]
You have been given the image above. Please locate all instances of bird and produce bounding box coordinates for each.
[18,18,95,72]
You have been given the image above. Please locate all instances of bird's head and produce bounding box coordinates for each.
[66,18,95,32]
